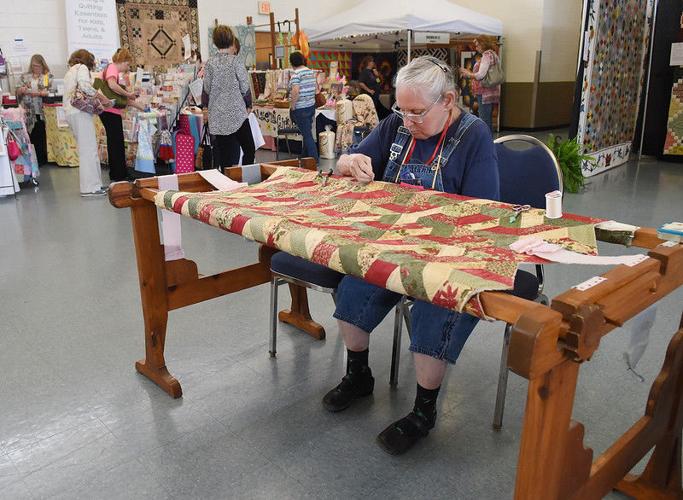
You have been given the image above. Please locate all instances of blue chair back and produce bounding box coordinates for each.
[494,135,562,209]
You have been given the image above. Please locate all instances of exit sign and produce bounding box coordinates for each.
[258,1,271,15]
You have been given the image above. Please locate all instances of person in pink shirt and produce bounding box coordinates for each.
[460,37,501,132]
[99,48,143,182]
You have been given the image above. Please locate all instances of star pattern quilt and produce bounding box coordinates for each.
[155,168,601,317]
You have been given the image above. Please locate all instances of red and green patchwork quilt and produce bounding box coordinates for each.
[155,168,601,317]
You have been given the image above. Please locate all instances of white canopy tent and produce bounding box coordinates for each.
[307,0,503,58]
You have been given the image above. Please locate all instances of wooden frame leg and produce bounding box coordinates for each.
[278,284,326,340]
[130,203,181,398]
[615,323,683,500]
[515,359,580,499]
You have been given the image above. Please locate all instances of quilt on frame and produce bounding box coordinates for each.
[154,168,601,318]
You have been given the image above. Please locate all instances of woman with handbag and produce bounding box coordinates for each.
[98,48,144,182]
[460,37,502,132]
[63,49,108,197]
[203,25,254,169]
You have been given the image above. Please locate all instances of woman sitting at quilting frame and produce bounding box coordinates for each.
[324,56,499,455]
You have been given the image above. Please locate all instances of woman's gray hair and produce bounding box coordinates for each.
[395,56,457,102]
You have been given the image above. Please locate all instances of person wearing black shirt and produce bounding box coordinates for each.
[357,56,391,120]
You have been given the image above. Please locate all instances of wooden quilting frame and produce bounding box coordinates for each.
[109,160,683,498]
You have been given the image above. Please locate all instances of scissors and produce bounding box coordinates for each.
[509,204,531,223]
[399,171,422,187]
[316,168,334,186]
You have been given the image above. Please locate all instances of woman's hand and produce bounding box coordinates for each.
[126,91,136,99]
[130,99,146,111]
[95,91,112,106]
[337,153,374,183]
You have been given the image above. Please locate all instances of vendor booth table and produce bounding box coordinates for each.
[43,104,108,167]
[110,161,683,498]
[252,105,335,151]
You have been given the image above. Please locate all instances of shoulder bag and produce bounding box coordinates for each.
[70,84,105,115]
[93,66,128,108]
[482,52,505,88]
[195,124,213,170]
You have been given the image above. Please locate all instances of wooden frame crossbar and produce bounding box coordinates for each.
[110,162,683,499]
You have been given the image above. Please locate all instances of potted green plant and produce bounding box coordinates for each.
[546,134,595,193]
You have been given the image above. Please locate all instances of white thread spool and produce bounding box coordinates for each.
[319,125,336,159]
[545,190,563,219]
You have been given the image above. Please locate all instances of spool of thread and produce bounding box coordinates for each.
[319,125,336,159]
[545,190,563,219]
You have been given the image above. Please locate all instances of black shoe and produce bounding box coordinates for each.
[376,410,436,456]
[322,368,374,412]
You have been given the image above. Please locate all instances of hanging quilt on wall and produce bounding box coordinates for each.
[308,51,352,79]
[207,25,256,68]
[663,15,683,157]
[663,70,683,156]
[116,0,200,68]
[576,0,652,177]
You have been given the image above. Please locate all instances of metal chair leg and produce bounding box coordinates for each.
[493,323,513,430]
[390,297,406,387]
[269,277,280,357]
[402,300,412,337]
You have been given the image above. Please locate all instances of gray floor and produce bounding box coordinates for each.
[1,150,682,499]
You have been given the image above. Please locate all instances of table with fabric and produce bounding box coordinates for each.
[43,104,108,167]
[252,105,335,151]
[110,162,683,499]
[0,107,39,183]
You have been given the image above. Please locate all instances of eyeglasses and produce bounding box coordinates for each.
[391,94,442,124]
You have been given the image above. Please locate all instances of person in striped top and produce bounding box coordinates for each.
[288,52,319,161]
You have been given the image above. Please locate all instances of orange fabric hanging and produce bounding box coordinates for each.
[292,30,310,59]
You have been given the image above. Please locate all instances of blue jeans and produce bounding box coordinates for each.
[333,276,479,364]
[477,95,493,133]
[291,105,319,161]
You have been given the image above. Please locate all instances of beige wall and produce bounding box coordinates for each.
[0,0,70,78]
[451,0,545,82]
[539,0,583,82]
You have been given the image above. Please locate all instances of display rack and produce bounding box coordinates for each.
[245,8,301,69]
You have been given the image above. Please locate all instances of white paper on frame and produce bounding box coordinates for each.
[574,276,607,291]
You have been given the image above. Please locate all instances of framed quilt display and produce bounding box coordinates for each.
[116,0,200,68]
[576,0,653,176]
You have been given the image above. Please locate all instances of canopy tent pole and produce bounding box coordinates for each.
[407,29,412,63]
[270,13,277,68]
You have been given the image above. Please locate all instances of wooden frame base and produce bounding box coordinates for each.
[110,162,683,497]
[278,283,326,340]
